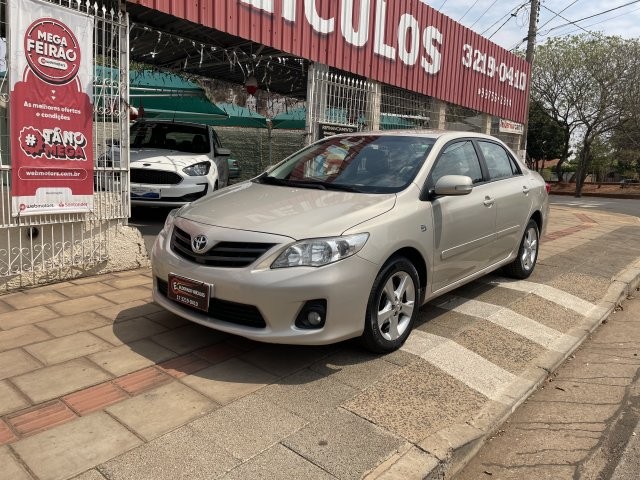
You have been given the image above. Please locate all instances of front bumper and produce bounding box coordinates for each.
[151,224,378,345]
[130,180,209,207]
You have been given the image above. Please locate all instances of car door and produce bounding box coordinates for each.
[476,140,532,263]
[429,140,497,292]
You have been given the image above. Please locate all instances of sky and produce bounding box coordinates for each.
[420,0,640,51]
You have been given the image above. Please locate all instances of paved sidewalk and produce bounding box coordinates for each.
[1,206,639,480]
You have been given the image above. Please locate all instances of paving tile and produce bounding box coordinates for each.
[12,359,112,404]
[0,419,18,445]
[99,425,240,480]
[113,367,172,395]
[99,287,151,305]
[71,469,108,480]
[190,395,307,460]
[223,443,335,480]
[0,380,30,416]
[2,291,67,310]
[7,400,77,437]
[310,350,401,390]
[239,344,336,377]
[509,294,584,333]
[49,296,115,316]
[548,272,607,304]
[71,274,118,285]
[343,362,487,443]
[180,358,278,405]
[0,349,41,380]
[94,300,163,322]
[56,283,116,299]
[143,310,189,329]
[0,306,58,330]
[151,324,226,354]
[63,383,129,415]
[0,300,13,315]
[90,317,167,346]
[283,408,404,479]
[88,340,177,377]
[37,312,112,338]
[105,382,214,440]
[158,354,211,378]
[0,446,32,480]
[256,368,358,421]
[0,325,52,352]
[192,342,241,365]
[25,332,111,365]
[12,412,141,480]
[103,275,151,290]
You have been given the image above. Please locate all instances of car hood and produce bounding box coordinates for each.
[179,181,396,239]
[130,149,207,169]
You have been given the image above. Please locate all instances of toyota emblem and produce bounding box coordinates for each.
[191,234,208,253]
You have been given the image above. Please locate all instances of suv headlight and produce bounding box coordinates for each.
[272,233,369,268]
[183,161,211,176]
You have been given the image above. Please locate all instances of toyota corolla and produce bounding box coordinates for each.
[151,131,549,352]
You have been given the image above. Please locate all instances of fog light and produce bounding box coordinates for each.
[307,311,323,326]
[295,299,327,330]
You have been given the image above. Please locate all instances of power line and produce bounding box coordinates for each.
[539,4,595,36]
[459,0,480,22]
[487,2,529,39]
[542,0,640,34]
[537,0,582,30]
[542,5,640,38]
[470,0,500,28]
[480,1,529,36]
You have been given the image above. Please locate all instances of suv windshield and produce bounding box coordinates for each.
[130,122,210,154]
[258,135,435,194]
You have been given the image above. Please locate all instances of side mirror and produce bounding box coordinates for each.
[434,175,473,196]
[215,147,231,157]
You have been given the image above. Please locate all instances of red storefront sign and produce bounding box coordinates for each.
[9,0,94,216]
[131,0,530,123]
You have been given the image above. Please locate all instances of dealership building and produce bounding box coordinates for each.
[0,0,530,291]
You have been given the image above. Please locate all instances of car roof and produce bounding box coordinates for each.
[132,120,209,128]
[327,130,505,142]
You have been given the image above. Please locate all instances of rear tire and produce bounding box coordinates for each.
[361,256,419,353]
[503,219,539,279]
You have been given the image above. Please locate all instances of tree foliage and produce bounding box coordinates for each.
[526,99,567,171]
[530,35,640,195]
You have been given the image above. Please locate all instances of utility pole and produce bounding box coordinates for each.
[520,0,540,158]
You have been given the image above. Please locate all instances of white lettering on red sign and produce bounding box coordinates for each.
[240,0,442,75]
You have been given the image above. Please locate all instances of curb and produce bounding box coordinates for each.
[369,259,640,480]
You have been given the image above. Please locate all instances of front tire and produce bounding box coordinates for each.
[504,219,539,279]
[361,257,419,353]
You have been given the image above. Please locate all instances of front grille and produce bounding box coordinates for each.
[131,169,182,185]
[157,278,266,328]
[171,226,276,267]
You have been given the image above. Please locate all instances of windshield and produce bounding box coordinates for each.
[257,135,435,194]
[130,122,210,154]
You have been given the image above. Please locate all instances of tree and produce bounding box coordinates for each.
[530,35,639,196]
[526,99,567,173]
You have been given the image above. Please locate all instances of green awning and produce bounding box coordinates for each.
[271,107,306,130]
[210,102,268,128]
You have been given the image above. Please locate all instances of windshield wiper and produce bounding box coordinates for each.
[255,176,290,186]
[256,176,362,192]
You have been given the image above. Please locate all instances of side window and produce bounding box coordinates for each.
[430,141,483,185]
[478,141,518,180]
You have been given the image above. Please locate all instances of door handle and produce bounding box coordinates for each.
[483,196,495,207]
[522,186,530,194]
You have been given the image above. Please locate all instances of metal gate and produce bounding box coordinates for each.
[0,0,129,289]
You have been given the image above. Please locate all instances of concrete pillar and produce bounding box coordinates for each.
[432,99,447,130]
[365,81,382,131]
[482,114,492,134]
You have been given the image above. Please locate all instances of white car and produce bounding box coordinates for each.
[129,121,231,207]
[151,131,549,352]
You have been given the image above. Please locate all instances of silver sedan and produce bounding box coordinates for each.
[151,131,549,352]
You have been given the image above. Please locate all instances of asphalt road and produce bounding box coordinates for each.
[549,195,640,217]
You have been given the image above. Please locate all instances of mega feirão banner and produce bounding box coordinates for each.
[9,0,94,216]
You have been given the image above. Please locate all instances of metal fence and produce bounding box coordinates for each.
[0,0,129,286]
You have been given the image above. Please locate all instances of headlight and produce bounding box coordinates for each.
[163,208,180,231]
[183,161,210,176]
[271,233,369,268]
